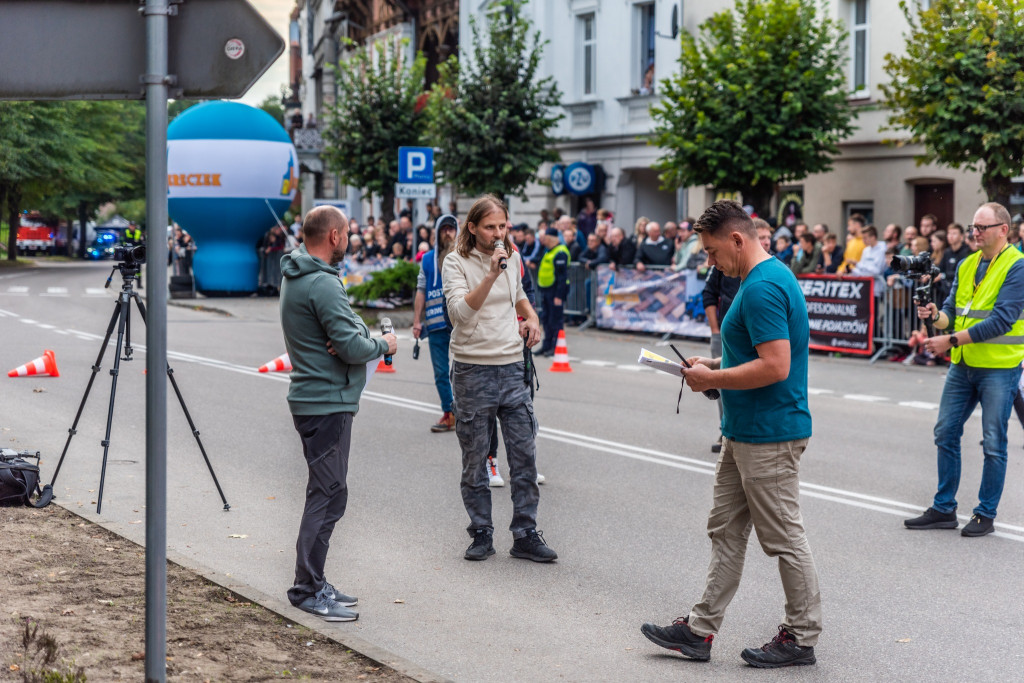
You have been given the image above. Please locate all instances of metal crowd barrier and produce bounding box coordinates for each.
[870,277,919,362]
[563,262,594,321]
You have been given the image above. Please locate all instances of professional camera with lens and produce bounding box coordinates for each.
[112,244,146,266]
[890,251,937,276]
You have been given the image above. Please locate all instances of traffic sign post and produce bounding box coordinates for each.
[396,146,436,200]
[0,2,283,680]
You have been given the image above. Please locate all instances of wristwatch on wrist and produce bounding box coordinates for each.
[949,334,959,348]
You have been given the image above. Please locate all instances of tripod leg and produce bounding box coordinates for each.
[132,295,230,510]
[49,299,122,491]
[96,296,130,514]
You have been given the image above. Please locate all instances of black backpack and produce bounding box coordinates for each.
[0,449,53,508]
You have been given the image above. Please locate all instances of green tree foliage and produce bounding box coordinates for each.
[258,89,286,126]
[883,0,1024,206]
[650,0,854,216]
[322,38,427,223]
[346,259,419,304]
[427,0,562,202]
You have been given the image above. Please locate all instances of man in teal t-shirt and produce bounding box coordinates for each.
[641,200,820,669]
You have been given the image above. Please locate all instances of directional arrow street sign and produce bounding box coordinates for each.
[0,0,284,100]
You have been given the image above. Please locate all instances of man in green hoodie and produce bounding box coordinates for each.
[280,205,397,622]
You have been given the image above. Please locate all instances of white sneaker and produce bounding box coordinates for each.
[536,472,546,485]
[487,456,505,487]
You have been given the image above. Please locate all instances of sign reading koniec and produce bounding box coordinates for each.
[798,275,875,355]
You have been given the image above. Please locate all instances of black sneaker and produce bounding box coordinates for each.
[464,529,495,561]
[904,507,958,530]
[740,626,816,668]
[510,529,558,562]
[640,616,713,661]
[711,436,722,454]
[961,514,994,537]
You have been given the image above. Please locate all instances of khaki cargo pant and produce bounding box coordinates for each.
[688,437,822,647]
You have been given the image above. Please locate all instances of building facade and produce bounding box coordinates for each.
[466,0,1005,234]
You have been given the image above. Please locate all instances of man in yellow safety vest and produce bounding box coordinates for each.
[536,227,570,357]
[905,202,1024,537]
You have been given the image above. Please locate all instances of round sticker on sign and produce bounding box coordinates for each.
[225,39,245,60]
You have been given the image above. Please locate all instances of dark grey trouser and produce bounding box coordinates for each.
[452,361,539,539]
[287,412,352,606]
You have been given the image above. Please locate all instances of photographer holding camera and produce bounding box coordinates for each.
[904,202,1024,537]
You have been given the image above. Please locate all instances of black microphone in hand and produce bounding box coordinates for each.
[493,240,507,270]
[380,317,394,366]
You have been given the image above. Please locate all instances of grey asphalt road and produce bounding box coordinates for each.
[1,260,1022,682]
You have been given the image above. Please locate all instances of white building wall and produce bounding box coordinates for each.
[457,0,991,234]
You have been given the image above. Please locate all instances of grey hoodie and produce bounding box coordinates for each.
[280,244,388,415]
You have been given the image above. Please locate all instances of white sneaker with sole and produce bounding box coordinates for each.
[536,472,546,484]
[487,456,505,487]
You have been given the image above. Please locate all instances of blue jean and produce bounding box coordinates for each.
[932,362,1022,518]
[427,327,454,412]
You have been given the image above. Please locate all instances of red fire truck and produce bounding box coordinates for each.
[16,214,56,255]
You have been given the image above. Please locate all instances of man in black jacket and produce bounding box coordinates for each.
[608,227,637,270]
[634,222,675,271]
[702,266,741,453]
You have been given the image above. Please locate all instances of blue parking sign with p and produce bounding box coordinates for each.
[398,147,434,184]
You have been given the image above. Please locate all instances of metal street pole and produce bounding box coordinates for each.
[143,0,170,681]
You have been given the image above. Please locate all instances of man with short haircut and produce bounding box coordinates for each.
[280,206,398,622]
[945,223,971,266]
[905,202,1024,537]
[634,221,675,271]
[672,220,700,272]
[811,223,828,242]
[642,199,820,669]
[839,213,866,272]
[883,223,902,250]
[536,227,571,357]
[607,226,637,270]
[562,227,582,261]
[663,221,679,242]
[850,225,887,296]
[576,197,597,238]
[580,232,610,269]
[919,213,938,238]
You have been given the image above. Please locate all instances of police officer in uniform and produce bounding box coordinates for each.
[536,227,570,357]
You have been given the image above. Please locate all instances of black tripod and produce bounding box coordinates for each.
[45,262,229,514]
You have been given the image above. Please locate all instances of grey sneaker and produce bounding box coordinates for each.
[297,594,358,622]
[465,529,496,561]
[320,581,357,607]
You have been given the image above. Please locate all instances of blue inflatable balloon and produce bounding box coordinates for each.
[168,101,297,294]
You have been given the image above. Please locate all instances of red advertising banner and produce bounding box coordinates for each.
[797,275,875,355]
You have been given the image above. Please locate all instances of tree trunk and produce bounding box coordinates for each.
[381,187,396,224]
[982,171,1013,210]
[77,200,89,259]
[0,182,7,261]
[6,184,20,262]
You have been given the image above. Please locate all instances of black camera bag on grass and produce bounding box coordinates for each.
[0,449,53,508]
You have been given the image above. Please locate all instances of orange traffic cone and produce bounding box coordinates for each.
[549,331,573,372]
[376,358,396,374]
[257,353,291,373]
[8,349,60,378]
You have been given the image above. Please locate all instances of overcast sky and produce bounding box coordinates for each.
[238,0,294,106]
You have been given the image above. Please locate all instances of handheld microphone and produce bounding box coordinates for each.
[380,317,394,366]
[493,240,507,270]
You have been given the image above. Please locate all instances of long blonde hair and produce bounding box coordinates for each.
[457,194,512,258]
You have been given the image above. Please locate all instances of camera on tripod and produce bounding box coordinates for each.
[113,244,146,266]
[890,251,941,307]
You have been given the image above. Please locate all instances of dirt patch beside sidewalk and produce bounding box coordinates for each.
[0,505,413,682]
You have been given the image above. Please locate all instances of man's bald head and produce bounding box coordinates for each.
[302,206,348,245]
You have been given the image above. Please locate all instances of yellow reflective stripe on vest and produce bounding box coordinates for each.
[952,247,1024,368]
[538,244,570,288]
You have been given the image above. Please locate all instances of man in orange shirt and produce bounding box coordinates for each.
[839,213,866,273]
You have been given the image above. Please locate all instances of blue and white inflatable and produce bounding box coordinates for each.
[168,101,297,294]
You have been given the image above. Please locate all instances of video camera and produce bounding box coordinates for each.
[113,244,146,266]
[890,250,941,308]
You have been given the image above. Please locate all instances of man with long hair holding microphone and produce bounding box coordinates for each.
[442,194,557,563]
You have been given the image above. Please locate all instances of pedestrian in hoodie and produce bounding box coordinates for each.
[442,194,558,563]
[412,213,460,432]
[279,205,398,623]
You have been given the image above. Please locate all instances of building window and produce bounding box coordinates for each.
[843,201,874,228]
[637,3,656,95]
[579,13,597,97]
[851,0,870,96]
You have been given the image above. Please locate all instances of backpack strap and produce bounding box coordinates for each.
[32,483,53,508]
[0,464,29,504]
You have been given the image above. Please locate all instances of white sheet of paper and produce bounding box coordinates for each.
[363,356,382,395]
[637,348,686,378]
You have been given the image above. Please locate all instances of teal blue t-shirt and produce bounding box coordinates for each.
[720,257,811,443]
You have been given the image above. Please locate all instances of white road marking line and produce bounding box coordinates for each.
[581,360,616,367]
[45,324,1023,541]
[20,318,36,324]
[898,401,940,410]
[616,364,645,371]
[843,394,888,402]
[40,287,68,297]
[84,288,108,297]
[808,388,834,395]
[4,286,29,295]
[53,329,68,335]
[0,308,16,317]
[36,324,55,330]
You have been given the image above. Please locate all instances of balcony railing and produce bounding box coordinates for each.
[291,126,325,152]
